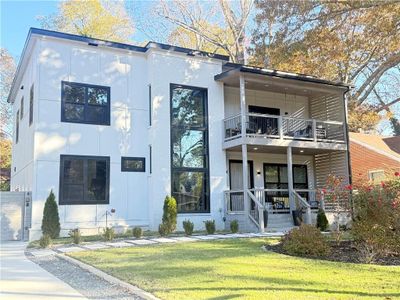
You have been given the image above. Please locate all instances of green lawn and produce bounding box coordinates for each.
[70,238,400,300]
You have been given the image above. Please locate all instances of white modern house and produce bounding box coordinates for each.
[9,28,352,240]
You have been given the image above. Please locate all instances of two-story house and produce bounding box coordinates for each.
[9,28,352,240]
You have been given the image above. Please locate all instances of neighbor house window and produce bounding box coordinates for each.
[170,84,209,213]
[61,81,110,125]
[29,84,34,126]
[15,110,19,144]
[59,155,110,205]
[121,157,145,172]
[20,97,24,119]
[368,170,385,183]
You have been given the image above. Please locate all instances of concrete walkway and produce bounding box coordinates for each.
[0,241,86,300]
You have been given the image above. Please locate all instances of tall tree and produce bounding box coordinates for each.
[251,0,400,135]
[38,0,134,43]
[0,48,16,139]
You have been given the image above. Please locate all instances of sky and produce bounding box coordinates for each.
[0,0,152,61]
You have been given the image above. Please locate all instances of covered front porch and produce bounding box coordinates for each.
[223,146,351,232]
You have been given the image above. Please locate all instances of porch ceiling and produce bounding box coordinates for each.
[226,145,346,155]
[215,67,350,97]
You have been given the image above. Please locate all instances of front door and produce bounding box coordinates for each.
[263,164,308,212]
[229,160,254,211]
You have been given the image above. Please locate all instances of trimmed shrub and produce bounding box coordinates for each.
[41,190,60,239]
[183,220,194,236]
[132,227,143,238]
[69,228,82,244]
[39,234,52,248]
[282,224,330,257]
[316,209,329,231]
[230,220,239,233]
[103,227,115,241]
[158,223,168,237]
[204,220,216,235]
[161,196,177,235]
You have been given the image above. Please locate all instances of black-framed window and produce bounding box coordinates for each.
[170,84,210,213]
[15,110,19,144]
[121,157,145,172]
[61,81,110,125]
[59,155,110,205]
[29,84,34,126]
[20,97,24,119]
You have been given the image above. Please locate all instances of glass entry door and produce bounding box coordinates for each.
[229,160,254,211]
[263,164,308,212]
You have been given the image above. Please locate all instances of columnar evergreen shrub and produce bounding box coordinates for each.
[41,190,60,239]
[230,220,239,233]
[132,227,143,238]
[158,223,168,236]
[160,195,177,235]
[316,209,329,231]
[204,220,216,234]
[183,220,194,235]
[69,228,82,244]
[103,227,115,241]
[39,234,52,248]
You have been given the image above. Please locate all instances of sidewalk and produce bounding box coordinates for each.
[0,241,86,300]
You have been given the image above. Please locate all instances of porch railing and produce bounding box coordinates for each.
[223,113,346,143]
[293,190,312,224]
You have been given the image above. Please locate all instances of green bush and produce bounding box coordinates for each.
[352,175,400,262]
[41,190,60,239]
[158,223,168,236]
[282,224,330,257]
[183,220,194,236]
[132,227,143,238]
[39,234,52,248]
[161,196,177,235]
[103,227,115,241]
[204,220,216,235]
[316,209,329,231]
[230,220,239,233]
[69,228,82,244]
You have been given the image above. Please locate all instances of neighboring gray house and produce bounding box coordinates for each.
[9,28,351,240]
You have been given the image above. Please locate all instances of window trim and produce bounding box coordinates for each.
[121,157,146,172]
[170,83,210,214]
[368,169,385,182]
[15,110,20,144]
[20,97,24,119]
[61,81,111,126]
[59,154,110,205]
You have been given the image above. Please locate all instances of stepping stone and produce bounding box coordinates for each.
[126,239,157,245]
[57,246,85,253]
[170,236,198,242]
[151,238,177,243]
[29,249,57,257]
[193,235,218,240]
[82,243,110,250]
[106,241,132,248]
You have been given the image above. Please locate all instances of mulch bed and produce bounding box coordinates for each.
[265,241,400,266]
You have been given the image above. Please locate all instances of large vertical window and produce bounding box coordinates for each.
[59,155,110,205]
[29,84,34,126]
[170,84,209,213]
[61,81,110,125]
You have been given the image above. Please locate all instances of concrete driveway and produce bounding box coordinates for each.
[0,241,86,299]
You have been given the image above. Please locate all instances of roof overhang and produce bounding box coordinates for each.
[215,66,351,96]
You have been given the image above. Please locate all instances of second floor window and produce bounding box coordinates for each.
[61,81,110,125]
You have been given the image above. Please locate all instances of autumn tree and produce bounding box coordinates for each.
[38,0,134,43]
[0,48,16,138]
[251,0,400,134]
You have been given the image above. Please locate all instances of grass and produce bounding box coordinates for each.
[70,238,400,300]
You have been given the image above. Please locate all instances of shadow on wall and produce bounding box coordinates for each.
[0,211,22,241]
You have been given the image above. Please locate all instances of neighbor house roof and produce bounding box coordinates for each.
[349,132,400,162]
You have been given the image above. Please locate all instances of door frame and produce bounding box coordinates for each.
[229,159,254,190]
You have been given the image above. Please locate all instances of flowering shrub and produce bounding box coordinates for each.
[352,173,400,262]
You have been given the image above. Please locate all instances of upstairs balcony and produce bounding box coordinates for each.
[223,113,346,147]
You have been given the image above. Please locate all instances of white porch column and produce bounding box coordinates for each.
[287,146,295,213]
[240,75,250,218]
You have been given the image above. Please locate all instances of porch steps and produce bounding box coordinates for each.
[266,214,295,232]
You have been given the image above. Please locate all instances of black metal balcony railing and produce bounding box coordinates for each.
[224,113,345,143]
